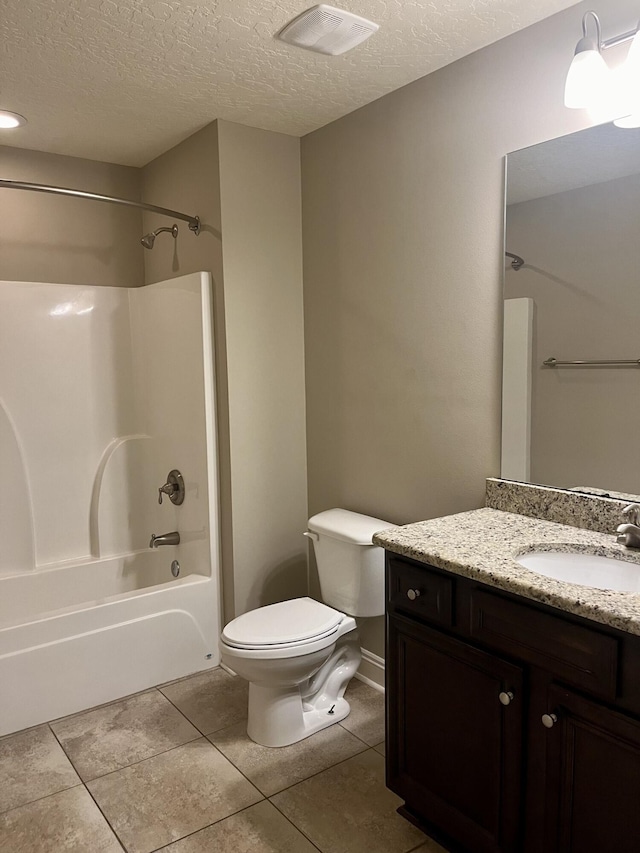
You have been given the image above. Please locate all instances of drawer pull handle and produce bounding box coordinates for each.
[499,691,514,706]
[542,713,558,729]
[406,589,421,601]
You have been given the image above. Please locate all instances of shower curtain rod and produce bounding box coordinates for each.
[0,179,201,234]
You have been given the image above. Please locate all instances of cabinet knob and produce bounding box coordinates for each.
[499,691,514,706]
[542,713,558,729]
[406,589,421,601]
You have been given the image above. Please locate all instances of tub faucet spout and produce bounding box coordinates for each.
[150,531,180,548]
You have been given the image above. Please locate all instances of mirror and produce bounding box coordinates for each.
[502,122,640,497]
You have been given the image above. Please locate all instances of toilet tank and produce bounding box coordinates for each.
[307,508,394,617]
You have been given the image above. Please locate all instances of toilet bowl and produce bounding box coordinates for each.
[219,509,393,748]
[220,597,360,747]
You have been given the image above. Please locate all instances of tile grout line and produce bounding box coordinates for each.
[0,777,84,819]
[266,797,325,852]
[261,744,379,799]
[337,718,385,749]
[155,683,239,739]
[147,800,281,852]
[47,724,128,852]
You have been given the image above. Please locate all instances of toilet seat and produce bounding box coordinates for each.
[222,597,344,650]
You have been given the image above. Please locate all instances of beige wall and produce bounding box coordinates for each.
[0,145,143,286]
[505,173,640,494]
[217,120,308,616]
[141,123,234,621]
[300,0,638,657]
[142,120,307,621]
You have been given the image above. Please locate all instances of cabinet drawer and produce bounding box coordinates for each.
[387,556,453,627]
[469,588,618,699]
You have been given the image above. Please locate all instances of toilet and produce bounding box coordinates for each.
[219,508,392,747]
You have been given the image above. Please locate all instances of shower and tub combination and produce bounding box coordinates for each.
[0,181,220,737]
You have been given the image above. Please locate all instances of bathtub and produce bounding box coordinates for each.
[0,550,219,736]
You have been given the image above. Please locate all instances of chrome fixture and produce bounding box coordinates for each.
[505,251,525,271]
[150,531,180,548]
[499,691,514,706]
[616,504,640,548]
[542,713,558,728]
[158,470,185,505]
[0,179,201,234]
[406,589,421,601]
[141,224,178,250]
[564,11,640,125]
[543,357,640,368]
[171,560,181,577]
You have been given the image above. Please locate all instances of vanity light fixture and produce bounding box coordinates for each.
[0,110,27,129]
[564,12,609,109]
[564,11,640,124]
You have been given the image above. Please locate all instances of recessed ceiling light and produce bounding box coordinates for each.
[0,110,27,129]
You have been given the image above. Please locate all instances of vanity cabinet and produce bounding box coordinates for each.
[385,553,640,853]
[542,685,640,853]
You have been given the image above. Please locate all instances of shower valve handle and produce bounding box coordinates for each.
[158,484,175,504]
[157,470,185,506]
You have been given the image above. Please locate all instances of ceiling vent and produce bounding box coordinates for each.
[277,4,379,56]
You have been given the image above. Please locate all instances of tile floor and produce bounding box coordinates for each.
[0,670,446,853]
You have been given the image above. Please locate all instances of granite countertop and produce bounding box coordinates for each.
[373,507,640,636]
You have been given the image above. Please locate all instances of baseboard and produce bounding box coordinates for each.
[219,661,237,677]
[355,647,385,692]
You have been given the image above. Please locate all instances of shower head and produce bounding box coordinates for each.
[140,223,178,249]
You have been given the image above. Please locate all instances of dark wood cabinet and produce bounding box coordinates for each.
[388,614,524,852]
[543,685,640,853]
[385,553,640,853]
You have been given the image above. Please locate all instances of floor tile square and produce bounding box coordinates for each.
[410,840,449,853]
[87,738,262,853]
[51,689,200,781]
[162,800,318,852]
[159,668,248,735]
[209,719,368,796]
[0,725,80,813]
[271,749,425,853]
[0,785,121,852]
[339,679,386,746]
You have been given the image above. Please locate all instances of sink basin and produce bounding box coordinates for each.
[516,551,640,593]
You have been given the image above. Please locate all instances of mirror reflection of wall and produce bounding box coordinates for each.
[503,122,640,496]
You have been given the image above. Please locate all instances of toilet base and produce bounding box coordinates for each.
[246,630,361,747]
[248,685,351,747]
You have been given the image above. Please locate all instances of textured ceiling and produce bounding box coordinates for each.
[1,0,579,167]
[507,123,640,204]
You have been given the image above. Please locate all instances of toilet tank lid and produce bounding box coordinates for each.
[222,597,343,647]
[308,508,394,545]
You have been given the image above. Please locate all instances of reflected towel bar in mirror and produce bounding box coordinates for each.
[543,357,640,368]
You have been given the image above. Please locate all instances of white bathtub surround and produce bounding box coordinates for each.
[0,272,220,736]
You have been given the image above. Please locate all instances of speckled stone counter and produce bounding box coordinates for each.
[374,507,640,636]
[485,478,636,534]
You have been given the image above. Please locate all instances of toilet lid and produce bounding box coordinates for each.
[222,597,344,649]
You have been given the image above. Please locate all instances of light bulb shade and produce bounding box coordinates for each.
[564,39,610,109]
[625,27,640,72]
[611,25,640,127]
[614,112,640,128]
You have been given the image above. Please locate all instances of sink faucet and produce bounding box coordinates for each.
[149,531,180,548]
[616,504,640,548]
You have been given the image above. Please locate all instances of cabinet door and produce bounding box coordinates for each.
[387,614,524,853]
[543,685,640,853]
